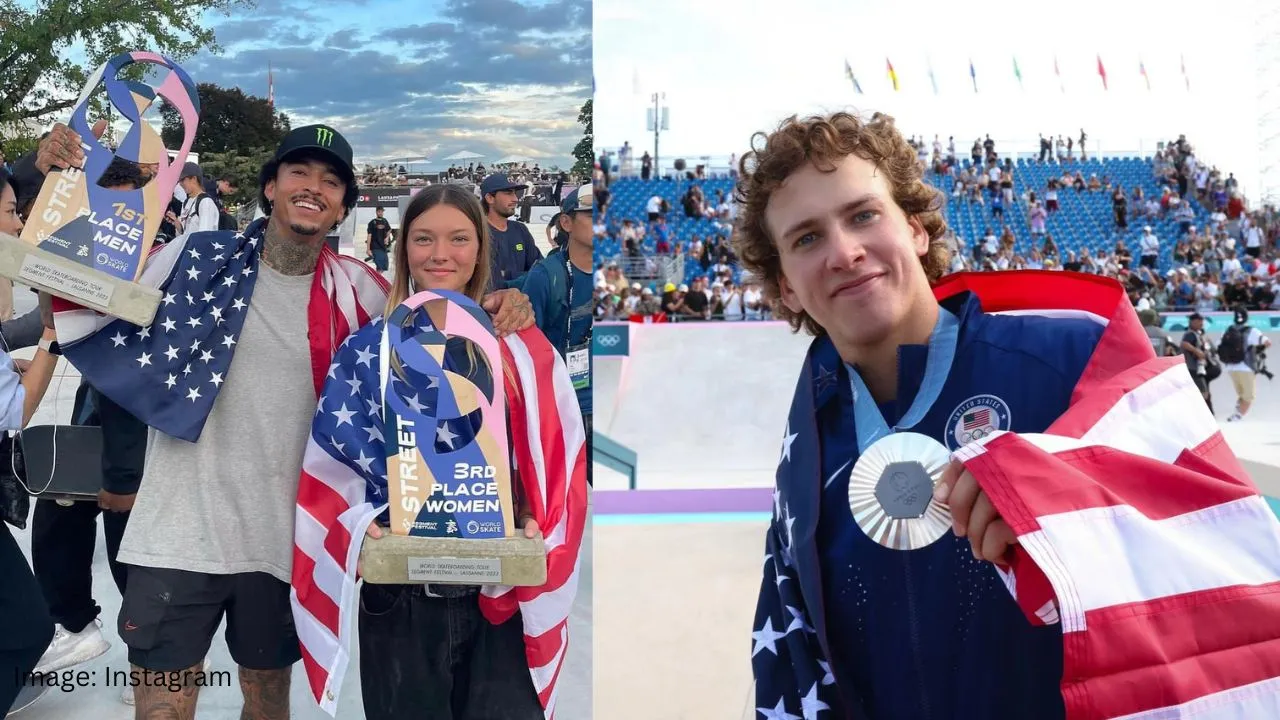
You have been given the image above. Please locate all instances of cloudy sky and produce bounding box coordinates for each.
[195,0,591,167]
[33,0,591,168]
[595,0,1276,203]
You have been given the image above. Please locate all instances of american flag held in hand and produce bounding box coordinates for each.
[757,271,1280,719]
[52,217,389,442]
[291,317,588,718]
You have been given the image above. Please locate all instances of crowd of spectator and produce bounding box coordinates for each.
[593,131,1280,321]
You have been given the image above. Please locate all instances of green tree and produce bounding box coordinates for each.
[0,0,250,126]
[191,146,275,208]
[159,83,290,156]
[571,98,592,177]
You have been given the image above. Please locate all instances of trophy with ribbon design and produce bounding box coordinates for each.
[0,51,200,326]
[359,290,548,586]
[848,432,954,551]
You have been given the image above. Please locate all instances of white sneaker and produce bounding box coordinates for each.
[1228,412,1243,422]
[33,620,110,675]
[122,657,212,705]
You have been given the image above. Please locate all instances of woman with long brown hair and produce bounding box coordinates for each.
[294,184,587,720]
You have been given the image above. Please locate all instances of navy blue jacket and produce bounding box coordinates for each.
[753,290,1104,720]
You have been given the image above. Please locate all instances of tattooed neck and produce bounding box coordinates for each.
[261,217,323,276]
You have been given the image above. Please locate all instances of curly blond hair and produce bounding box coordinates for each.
[732,111,952,337]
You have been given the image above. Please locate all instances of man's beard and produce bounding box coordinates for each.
[289,221,323,237]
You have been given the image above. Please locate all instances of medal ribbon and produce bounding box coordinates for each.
[846,306,960,454]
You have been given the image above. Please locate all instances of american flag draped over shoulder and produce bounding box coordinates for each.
[51,218,389,441]
[755,270,1280,719]
[291,318,587,718]
[752,346,848,720]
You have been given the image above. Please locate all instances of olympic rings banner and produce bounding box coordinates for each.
[594,322,630,357]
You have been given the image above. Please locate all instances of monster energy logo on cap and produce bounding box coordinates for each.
[316,126,334,147]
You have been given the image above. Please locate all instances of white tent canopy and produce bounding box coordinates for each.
[442,150,484,161]
[380,155,431,165]
[494,154,534,165]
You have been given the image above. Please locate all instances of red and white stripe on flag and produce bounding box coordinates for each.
[291,326,587,718]
[936,271,1280,719]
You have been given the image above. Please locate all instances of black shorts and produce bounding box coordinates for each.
[119,566,301,672]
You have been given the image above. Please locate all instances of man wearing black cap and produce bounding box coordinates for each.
[481,172,543,288]
[49,122,534,720]
[171,162,220,236]
[1180,312,1215,411]
[50,123,370,719]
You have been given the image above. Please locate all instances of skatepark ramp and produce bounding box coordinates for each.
[593,321,812,490]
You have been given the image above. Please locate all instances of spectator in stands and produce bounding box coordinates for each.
[1194,271,1220,312]
[1138,226,1159,269]
[1087,174,1102,192]
[1044,179,1060,213]
[636,287,660,316]
[1114,239,1132,269]
[1112,186,1128,230]
[1028,201,1047,238]
[645,193,664,224]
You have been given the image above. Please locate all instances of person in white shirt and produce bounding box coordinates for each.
[170,162,221,236]
[1194,276,1219,312]
[646,194,663,222]
[743,281,764,320]
[1221,307,1272,421]
[1244,223,1264,258]
[1221,252,1243,280]
[1139,226,1160,268]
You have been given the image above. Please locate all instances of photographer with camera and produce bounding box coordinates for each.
[1218,306,1271,422]
[1181,312,1217,413]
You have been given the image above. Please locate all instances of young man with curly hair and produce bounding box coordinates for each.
[735,112,1266,719]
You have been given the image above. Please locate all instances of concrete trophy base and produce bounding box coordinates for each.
[360,531,548,586]
[0,232,161,326]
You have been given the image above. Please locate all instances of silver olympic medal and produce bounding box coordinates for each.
[848,432,953,551]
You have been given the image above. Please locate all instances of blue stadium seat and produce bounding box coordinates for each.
[596,156,1211,282]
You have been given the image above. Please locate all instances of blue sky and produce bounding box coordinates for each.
[34,0,590,168]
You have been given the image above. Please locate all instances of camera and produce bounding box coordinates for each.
[1256,346,1274,381]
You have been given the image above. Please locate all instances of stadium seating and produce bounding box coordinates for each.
[596,156,1213,283]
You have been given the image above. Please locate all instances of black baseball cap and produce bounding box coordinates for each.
[273,124,355,185]
[480,173,523,196]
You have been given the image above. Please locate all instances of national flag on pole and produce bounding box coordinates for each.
[1182,54,1191,91]
[1054,55,1063,92]
[1013,56,1023,89]
[969,59,977,92]
[1097,54,1108,90]
[1140,59,1151,90]
[886,58,899,91]
[52,218,389,443]
[927,58,938,95]
[291,318,588,717]
[753,270,1280,718]
[844,59,863,94]
[268,62,274,108]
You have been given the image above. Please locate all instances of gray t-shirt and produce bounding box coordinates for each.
[118,264,317,582]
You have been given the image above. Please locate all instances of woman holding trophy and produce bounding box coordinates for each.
[292,183,587,720]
